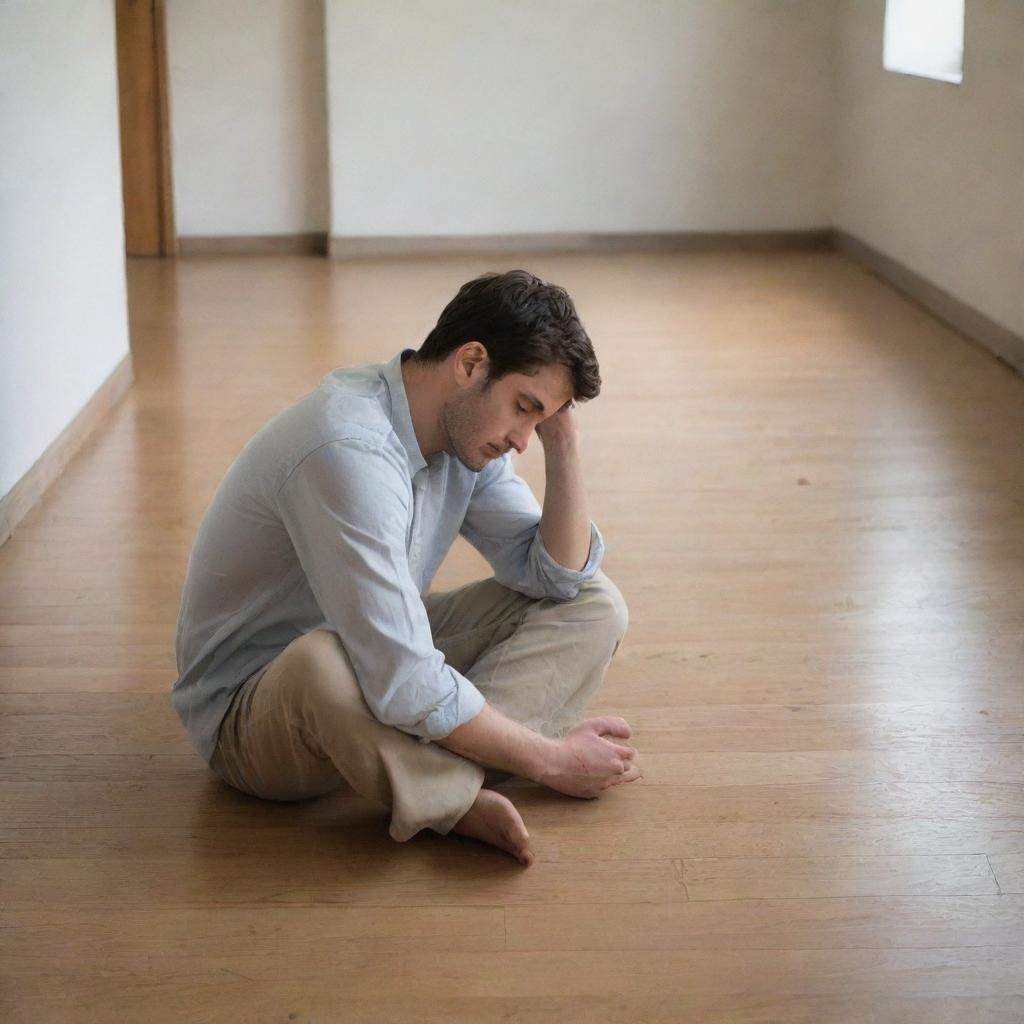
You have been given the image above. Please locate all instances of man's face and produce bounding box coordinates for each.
[441,361,574,472]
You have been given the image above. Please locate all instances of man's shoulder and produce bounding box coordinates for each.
[317,359,391,426]
[318,360,389,403]
[288,361,394,444]
[236,362,403,486]
[289,381,401,475]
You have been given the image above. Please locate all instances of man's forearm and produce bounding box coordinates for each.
[437,701,642,801]
[538,430,592,572]
[435,702,554,781]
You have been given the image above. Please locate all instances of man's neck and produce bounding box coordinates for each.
[400,354,447,459]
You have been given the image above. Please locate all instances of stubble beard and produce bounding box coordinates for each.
[440,387,489,473]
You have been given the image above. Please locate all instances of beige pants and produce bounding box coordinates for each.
[209,570,628,842]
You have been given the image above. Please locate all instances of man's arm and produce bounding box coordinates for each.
[276,439,487,740]
[448,401,638,790]
[437,701,641,800]
[459,407,604,601]
[536,403,591,572]
[276,439,638,796]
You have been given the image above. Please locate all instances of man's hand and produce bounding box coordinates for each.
[535,716,642,799]
[535,400,580,451]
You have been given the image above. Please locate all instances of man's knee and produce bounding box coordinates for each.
[279,629,363,710]
[575,571,629,648]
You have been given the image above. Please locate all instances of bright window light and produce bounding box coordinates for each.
[883,0,965,84]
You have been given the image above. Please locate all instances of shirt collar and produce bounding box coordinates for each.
[381,348,429,478]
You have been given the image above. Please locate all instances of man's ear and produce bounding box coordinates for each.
[454,341,489,386]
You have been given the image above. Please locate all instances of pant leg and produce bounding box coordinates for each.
[426,568,630,740]
[210,629,484,842]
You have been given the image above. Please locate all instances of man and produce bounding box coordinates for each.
[171,269,639,867]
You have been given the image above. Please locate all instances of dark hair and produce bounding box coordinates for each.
[415,270,601,401]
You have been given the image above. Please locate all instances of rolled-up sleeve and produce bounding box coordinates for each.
[459,453,604,602]
[276,440,485,740]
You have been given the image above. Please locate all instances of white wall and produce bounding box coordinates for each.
[324,0,839,237]
[835,0,1024,338]
[160,0,1023,347]
[166,0,330,236]
[0,0,131,499]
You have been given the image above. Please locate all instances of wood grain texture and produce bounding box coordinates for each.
[679,854,1001,900]
[0,250,1022,1021]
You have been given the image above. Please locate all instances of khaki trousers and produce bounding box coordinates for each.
[209,570,628,842]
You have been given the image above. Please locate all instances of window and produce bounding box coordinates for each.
[883,0,965,84]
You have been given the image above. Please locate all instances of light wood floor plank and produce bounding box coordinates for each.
[504,895,1024,950]
[1,948,1022,1012]
[680,854,1001,899]
[0,854,686,910]
[2,994,1023,1024]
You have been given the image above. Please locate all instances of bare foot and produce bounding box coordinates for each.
[450,788,535,867]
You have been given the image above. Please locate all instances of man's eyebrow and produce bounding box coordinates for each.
[519,391,547,414]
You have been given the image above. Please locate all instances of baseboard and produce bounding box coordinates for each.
[833,229,1024,376]
[329,229,834,260]
[172,229,1022,376]
[178,233,329,256]
[0,353,134,546]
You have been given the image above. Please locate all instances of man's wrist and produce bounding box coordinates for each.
[522,732,560,783]
[539,430,579,460]
[440,703,562,782]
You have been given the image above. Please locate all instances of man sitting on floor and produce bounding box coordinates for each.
[170,269,640,866]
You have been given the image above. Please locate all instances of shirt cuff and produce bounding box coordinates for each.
[415,671,487,744]
[533,520,605,601]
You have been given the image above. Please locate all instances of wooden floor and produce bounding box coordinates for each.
[2,249,1023,1022]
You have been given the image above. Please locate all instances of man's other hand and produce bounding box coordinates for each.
[535,401,580,451]
[536,716,642,799]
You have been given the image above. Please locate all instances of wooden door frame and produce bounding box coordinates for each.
[115,0,177,257]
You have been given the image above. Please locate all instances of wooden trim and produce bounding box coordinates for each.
[153,0,177,256]
[0,355,134,546]
[833,229,1024,376]
[178,234,330,256]
[115,0,176,257]
[329,230,834,260]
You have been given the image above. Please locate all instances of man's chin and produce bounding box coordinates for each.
[449,447,488,473]
[443,432,491,472]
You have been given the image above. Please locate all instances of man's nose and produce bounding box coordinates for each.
[508,425,532,455]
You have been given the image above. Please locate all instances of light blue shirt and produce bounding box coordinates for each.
[171,348,604,763]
